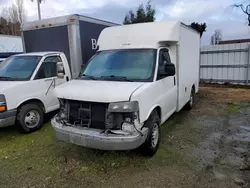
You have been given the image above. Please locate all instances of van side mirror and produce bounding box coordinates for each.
[160,63,175,77]
[56,62,65,79]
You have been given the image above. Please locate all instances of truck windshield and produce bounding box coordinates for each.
[81,49,156,82]
[0,56,42,81]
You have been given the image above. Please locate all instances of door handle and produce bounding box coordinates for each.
[174,77,176,86]
[45,79,53,82]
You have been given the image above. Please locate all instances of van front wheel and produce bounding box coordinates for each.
[139,110,161,157]
[16,103,44,133]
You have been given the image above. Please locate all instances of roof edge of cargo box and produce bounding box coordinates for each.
[21,14,119,31]
[98,21,200,50]
[180,22,200,35]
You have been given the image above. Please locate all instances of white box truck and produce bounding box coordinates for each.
[51,21,200,156]
[0,15,117,133]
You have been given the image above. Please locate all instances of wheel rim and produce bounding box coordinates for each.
[151,123,159,147]
[24,110,40,128]
[190,94,193,106]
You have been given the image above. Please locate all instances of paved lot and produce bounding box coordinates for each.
[0,86,250,188]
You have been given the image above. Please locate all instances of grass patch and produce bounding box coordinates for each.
[0,120,194,188]
[0,109,201,188]
[227,102,240,113]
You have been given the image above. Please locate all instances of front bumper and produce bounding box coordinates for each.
[51,117,148,151]
[0,109,16,128]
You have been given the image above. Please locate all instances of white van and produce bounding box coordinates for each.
[51,21,200,156]
[0,52,71,132]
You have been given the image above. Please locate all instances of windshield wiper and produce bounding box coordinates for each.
[101,75,134,82]
[0,76,15,81]
[82,74,97,80]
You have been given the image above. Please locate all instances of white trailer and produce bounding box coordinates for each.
[0,35,23,63]
[51,21,200,156]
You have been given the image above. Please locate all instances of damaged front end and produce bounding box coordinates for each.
[51,99,148,150]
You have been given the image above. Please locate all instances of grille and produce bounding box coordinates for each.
[66,100,109,130]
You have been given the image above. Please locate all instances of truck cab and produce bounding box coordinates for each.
[0,52,70,132]
[51,21,200,156]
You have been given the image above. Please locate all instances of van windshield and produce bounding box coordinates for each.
[0,56,42,81]
[80,49,156,82]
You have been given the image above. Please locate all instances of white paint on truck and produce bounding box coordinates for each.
[51,21,200,156]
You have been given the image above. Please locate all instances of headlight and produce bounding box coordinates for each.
[108,101,139,113]
[58,98,67,117]
[0,94,6,112]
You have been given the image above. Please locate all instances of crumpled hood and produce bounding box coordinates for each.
[0,81,24,93]
[54,79,145,103]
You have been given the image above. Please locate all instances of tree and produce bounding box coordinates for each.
[210,29,222,45]
[31,0,45,20]
[0,0,26,36]
[15,0,26,24]
[0,16,12,35]
[233,2,250,26]
[123,1,155,25]
[9,4,19,24]
[190,22,207,38]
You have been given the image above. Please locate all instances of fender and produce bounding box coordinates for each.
[144,104,162,123]
[16,97,46,112]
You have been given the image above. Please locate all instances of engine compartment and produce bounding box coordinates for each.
[57,99,137,131]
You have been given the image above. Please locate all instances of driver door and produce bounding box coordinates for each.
[34,55,66,111]
[157,48,177,119]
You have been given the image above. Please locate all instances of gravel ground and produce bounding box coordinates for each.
[0,86,250,188]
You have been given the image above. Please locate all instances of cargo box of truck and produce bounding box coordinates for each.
[51,21,200,156]
[21,14,118,78]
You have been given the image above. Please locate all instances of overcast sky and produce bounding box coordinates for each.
[1,0,250,45]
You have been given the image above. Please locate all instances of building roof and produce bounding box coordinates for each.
[218,39,250,45]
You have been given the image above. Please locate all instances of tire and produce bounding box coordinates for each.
[185,87,195,110]
[139,110,161,157]
[16,103,44,133]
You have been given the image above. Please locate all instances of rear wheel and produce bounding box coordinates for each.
[16,103,44,133]
[185,87,195,110]
[139,110,161,157]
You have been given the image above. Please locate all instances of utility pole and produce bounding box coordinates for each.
[37,0,41,20]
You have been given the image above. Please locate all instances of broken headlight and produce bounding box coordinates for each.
[58,98,68,120]
[107,101,140,133]
[108,101,139,113]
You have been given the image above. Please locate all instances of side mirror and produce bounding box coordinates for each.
[56,62,64,79]
[160,63,176,77]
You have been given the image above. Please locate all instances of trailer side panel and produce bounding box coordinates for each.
[79,20,110,65]
[23,26,71,64]
[177,25,200,111]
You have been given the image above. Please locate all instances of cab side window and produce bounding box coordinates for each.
[35,56,62,79]
[157,49,172,80]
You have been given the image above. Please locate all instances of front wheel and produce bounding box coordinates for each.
[185,87,195,110]
[139,110,161,157]
[16,103,44,133]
